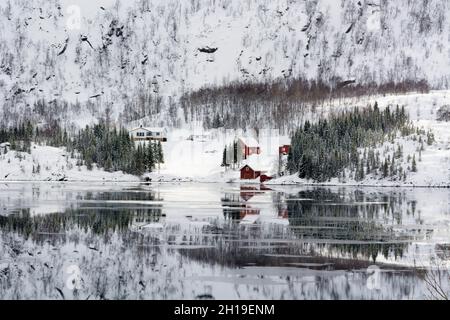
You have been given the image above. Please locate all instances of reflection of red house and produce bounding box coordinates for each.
[240,208,260,219]
[279,145,290,155]
[240,165,261,180]
[240,186,257,201]
[278,208,288,219]
[238,137,260,159]
[260,185,272,191]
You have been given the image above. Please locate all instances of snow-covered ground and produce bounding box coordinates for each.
[144,127,287,183]
[0,144,138,182]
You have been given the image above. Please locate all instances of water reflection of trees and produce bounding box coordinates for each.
[0,191,163,243]
[285,188,420,261]
[176,220,419,274]
[196,187,426,267]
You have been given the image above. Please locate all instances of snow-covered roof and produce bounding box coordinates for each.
[130,127,166,133]
[278,136,291,146]
[0,142,11,147]
[242,155,271,172]
[239,136,259,147]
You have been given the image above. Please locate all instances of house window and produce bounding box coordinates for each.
[246,167,250,171]
[137,132,145,137]
[155,132,160,136]
[147,132,152,136]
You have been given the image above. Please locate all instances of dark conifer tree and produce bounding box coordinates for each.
[412,154,417,172]
[221,146,228,167]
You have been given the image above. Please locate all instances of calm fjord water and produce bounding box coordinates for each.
[1,182,449,299]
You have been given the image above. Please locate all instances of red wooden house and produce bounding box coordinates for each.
[240,165,262,180]
[240,165,274,182]
[279,144,290,155]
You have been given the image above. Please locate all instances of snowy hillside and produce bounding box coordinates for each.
[270,90,450,187]
[0,0,449,126]
[1,90,449,185]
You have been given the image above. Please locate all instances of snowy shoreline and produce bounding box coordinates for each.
[1,177,449,189]
[2,91,449,187]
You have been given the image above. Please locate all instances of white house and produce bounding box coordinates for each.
[129,126,167,142]
[0,142,11,154]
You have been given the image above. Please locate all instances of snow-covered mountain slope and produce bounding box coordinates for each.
[0,0,449,126]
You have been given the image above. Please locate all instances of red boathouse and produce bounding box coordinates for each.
[240,165,261,180]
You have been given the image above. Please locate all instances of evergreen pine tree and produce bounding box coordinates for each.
[233,141,238,167]
[382,160,389,178]
[157,141,164,163]
[412,154,417,172]
[146,142,154,172]
[390,156,396,176]
[358,162,365,181]
[221,146,228,167]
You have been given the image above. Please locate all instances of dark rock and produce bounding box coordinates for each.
[301,22,310,32]
[55,287,65,300]
[13,88,25,95]
[115,26,124,37]
[198,47,218,54]
[58,37,69,56]
[345,22,354,34]
[80,35,94,49]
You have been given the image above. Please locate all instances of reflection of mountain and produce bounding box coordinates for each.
[175,218,423,284]
[179,242,419,272]
[0,189,163,242]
